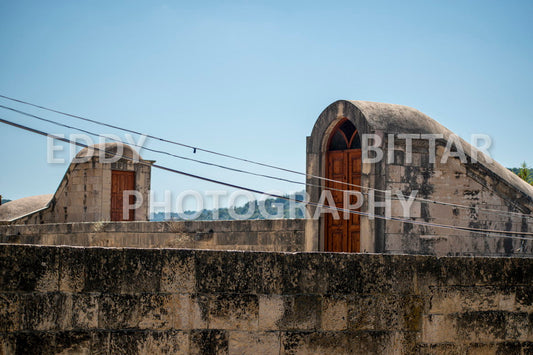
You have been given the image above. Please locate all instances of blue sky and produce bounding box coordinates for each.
[0,0,531,209]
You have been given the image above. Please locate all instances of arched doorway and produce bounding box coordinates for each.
[324,119,362,252]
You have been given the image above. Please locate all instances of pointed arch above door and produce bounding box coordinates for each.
[324,119,362,252]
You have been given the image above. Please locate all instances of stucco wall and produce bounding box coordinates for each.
[0,220,306,251]
[1,244,532,354]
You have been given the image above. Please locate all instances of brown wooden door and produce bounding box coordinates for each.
[111,170,135,221]
[324,149,361,252]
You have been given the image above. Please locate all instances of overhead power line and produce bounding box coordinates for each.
[0,104,306,186]
[0,104,366,197]
[0,94,422,191]
[0,96,531,220]
[1,116,532,241]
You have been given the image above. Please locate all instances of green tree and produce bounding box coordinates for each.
[517,162,533,185]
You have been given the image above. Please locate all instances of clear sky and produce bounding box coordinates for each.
[0,1,532,209]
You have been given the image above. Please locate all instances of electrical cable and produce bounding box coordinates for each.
[0,104,371,197]
[0,99,531,220]
[0,104,307,187]
[1,116,533,241]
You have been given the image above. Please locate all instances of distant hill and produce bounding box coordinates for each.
[1,198,11,205]
[152,191,306,221]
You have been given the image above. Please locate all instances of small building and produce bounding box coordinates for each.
[1,100,532,257]
[0,143,154,224]
[306,100,533,255]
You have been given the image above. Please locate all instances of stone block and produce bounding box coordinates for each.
[280,330,398,354]
[14,331,92,355]
[207,293,259,330]
[60,293,99,330]
[0,245,59,292]
[59,247,88,292]
[357,254,417,295]
[514,286,533,312]
[190,329,228,355]
[195,250,260,293]
[428,286,504,314]
[120,248,162,293]
[348,294,424,332]
[20,292,65,331]
[277,295,321,331]
[216,231,255,246]
[421,314,457,343]
[315,253,364,295]
[384,233,405,253]
[83,247,124,293]
[425,203,456,221]
[278,253,328,294]
[228,331,279,354]
[391,200,421,218]
[0,293,19,332]
[174,294,208,329]
[321,295,348,331]
[256,231,275,247]
[280,331,350,354]
[160,249,196,294]
[7,332,54,355]
[471,311,531,342]
[208,220,234,232]
[108,330,189,355]
[347,295,376,331]
[232,220,251,232]
[258,295,285,331]
[387,165,405,181]
[249,219,273,232]
[415,343,461,354]
[0,333,16,355]
[98,294,174,330]
[414,256,448,290]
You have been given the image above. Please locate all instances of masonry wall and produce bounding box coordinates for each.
[12,152,152,224]
[1,244,532,354]
[306,100,533,257]
[0,220,306,251]
[384,139,533,257]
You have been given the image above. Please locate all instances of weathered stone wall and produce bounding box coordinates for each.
[1,244,532,354]
[384,139,533,257]
[11,143,153,224]
[0,220,305,251]
[2,215,531,256]
[306,100,533,256]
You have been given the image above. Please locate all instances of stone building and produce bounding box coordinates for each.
[306,100,533,256]
[1,100,533,353]
[1,100,532,257]
[0,142,153,224]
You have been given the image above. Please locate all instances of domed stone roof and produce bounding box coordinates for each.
[75,142,142,161]
[309,100,533,200]
[0,194,53,222]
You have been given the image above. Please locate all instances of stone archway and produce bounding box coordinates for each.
[324,119,362,252]
[305,100,379,253]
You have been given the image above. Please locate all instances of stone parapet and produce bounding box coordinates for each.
[1,244,532,354]
[0,220,305,251]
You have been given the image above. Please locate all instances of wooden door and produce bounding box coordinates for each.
[346,150,362,252]
[324,119,362,253]
[111,170,135,221]
[324,150,361,252]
